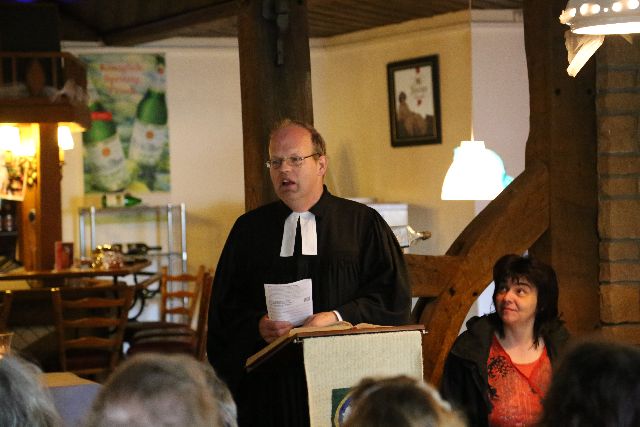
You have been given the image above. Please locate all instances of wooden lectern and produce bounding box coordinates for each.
[245,324,425,427]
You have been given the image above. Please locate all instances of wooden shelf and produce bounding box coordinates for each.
[0,51,90,128]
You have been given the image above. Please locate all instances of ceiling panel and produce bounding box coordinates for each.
[28,0,524,45]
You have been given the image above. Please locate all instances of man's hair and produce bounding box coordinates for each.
[269,118,327,156]
[491,254,561,346]
[540,339,640,427]
[0,354,62,427]
[343,375,466,427]
[83,353,236,427]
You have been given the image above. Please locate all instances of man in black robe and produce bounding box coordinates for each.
[207,119,411,426]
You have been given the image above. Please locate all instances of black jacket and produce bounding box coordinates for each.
[440,314,570,427]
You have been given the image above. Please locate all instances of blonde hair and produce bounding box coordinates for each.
[343,375,466,427]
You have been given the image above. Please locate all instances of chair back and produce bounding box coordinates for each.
[0,290,13,332]
[194,270,213,360]
[160,265,205,325]
[126,267,213,361]
[51,285,133,380]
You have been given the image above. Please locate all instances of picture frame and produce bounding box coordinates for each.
[387,54,442,147]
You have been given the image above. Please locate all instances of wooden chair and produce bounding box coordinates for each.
[0,290,13,332]
[161,265,205,324]
[51,285,134,380]
[127,269,213,360]
[124,265,206,341]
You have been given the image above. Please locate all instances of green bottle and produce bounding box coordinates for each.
[124,193,142,207]
[83,101,130,192]
[128,56,168,167]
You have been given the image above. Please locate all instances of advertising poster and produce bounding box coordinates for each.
[80,53,170,194]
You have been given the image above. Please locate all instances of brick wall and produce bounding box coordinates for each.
[597,35,640,344]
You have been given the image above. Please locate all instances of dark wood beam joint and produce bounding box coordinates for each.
[262,0,292,65]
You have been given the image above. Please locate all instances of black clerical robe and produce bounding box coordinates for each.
[207,187,411,426]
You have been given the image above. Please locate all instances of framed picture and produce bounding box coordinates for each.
[387,55,442,147]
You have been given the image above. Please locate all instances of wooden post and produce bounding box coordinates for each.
[19,123,62,270]
[237,0,314,211]
[523,0,600,334]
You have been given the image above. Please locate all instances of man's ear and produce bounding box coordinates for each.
[317,155,328,176]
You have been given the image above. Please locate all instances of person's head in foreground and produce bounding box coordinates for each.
[0,354,62,427]
[343,375,466,427]
[83,353,237,427]
[539,338,640,427]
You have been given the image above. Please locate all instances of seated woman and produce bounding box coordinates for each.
[440,254,570,427]
[343,375,465,427]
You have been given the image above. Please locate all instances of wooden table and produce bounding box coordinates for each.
[0,261,152,288]
[43,372,101,426]
[0,261,161,323]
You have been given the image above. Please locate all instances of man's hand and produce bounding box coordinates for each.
[259,315,294,343]
[303,311,338,327]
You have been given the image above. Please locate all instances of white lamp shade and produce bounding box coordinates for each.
[0,126,21,153]
[57,125,75,150]
[441,140,513,201]
[560,0,640,35]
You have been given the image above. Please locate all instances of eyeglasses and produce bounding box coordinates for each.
[265,153,319,169]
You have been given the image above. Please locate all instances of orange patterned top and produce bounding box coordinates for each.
[487,336,551,427]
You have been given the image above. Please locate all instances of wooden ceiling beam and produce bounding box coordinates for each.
[58,9,101,42]
[100,1,239,46]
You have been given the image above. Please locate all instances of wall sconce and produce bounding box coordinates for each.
[560,0,640,35]
[0,126,21,153]
[441,140,513,200]
[57,124,75,168]
[57,125,74,151]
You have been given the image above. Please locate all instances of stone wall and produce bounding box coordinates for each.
[597,35,640,344]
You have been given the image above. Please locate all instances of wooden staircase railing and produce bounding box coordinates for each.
[408,162,550,385]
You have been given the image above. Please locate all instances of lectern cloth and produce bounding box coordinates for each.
[303,330,423,427]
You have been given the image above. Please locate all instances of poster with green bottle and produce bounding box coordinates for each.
[80,53,170,193]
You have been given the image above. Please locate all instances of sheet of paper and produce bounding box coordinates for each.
[264,278,313,326]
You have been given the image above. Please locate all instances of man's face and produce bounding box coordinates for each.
[268,125,327,212]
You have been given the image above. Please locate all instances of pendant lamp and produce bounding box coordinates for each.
[440,0,512,201]
[560,0,640,35]
[441,140,513,200]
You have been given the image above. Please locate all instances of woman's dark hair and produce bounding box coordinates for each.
[540,339,640,427]
[491,254,560,345]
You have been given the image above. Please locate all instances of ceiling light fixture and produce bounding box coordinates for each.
[560,0,640,35]
[441,0,512,201]
[441,140,513,200]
